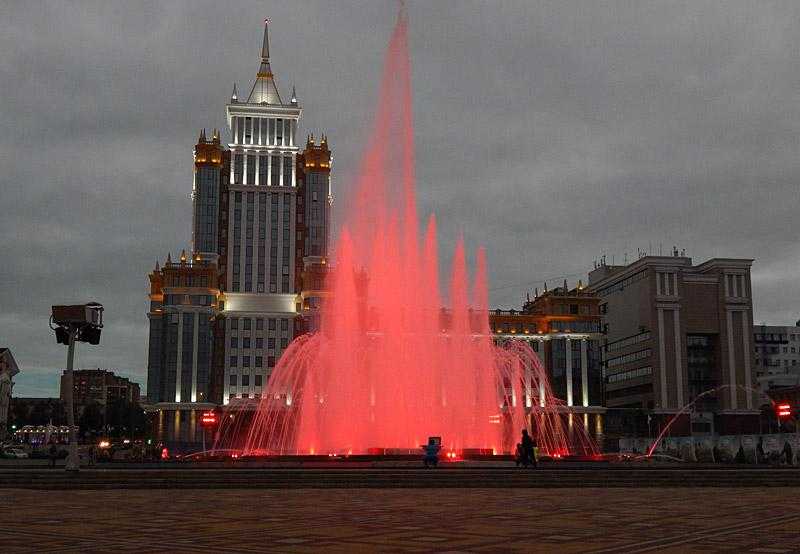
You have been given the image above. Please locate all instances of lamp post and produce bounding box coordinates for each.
[63,326,79,471]
[51,303,104,473]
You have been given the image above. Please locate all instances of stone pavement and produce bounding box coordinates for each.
[3,487,800,553]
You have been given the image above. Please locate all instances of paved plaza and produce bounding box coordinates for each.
[3,487,800,553]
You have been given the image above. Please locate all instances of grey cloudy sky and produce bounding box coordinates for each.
[3,1,799,396]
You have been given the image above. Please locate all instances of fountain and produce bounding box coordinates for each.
[215,7,596,459]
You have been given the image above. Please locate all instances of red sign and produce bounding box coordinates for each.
[777,403,792,419]
[200,411,218,427]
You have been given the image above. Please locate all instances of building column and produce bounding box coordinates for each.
[524,340,532,408]
[539,339,546,407]
[255,153,260,186]
[175,310,183,403]
[243,151,248,184]
[191,311,199,402]
[291,153,297,187]
[741,311,753,410]
[657,308,668,409]
[279,154,284,187]
[266,152,272,187]
[581,338,589,407]
[565,337,573,407]
[674,308,684,407]
[726,309,738,409]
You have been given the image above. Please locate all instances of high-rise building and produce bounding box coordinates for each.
[588,254,758,435]
[754,322,800,390]
[146,20,331,446]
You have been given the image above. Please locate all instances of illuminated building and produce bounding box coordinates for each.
[0,348,20,441]
[145,20,331,448]
[488,283,605,438]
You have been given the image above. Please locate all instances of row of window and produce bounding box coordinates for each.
[725,273,748,298]
[755,346,797,354]
[606,348,652,369]
[607,366,653,384]
[229,393,261,400]
[228,373,264,387]
[232,116,295,147]
[232,152,294,186]
[756,359,798,367]
[230,336,289,350]
[229,317,289,331]
[656,272,678,297]
[229,355,276,368]
[755,333,800,342]
[604,331,651,353]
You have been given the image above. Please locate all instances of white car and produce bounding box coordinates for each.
[2,447,29,459]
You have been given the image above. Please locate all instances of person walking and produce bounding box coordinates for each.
[520,429,537,468]
[48,440,59,469]
[783,441,794,466]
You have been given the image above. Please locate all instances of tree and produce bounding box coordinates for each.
[78,401,104,439]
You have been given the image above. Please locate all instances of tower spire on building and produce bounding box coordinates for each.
[231,83,238,102]
[246,18,283,104]
[291,84,297,104]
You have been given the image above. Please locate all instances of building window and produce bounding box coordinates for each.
[243,337,250,349]
[230,337,238,349]
[233,153,243,184]
[255,356,263,367]
[242,357,250,368]
[283,156,292,187]
[229,374,237,386]
[229,356,237,367]
[255,374,263,387]
[256,318,264,331]
[243,318,251,331]
[256,337,264,349]
[230,318,239,330]
[267,356,275,367]
[241,374,250,386]
[268,337,275,349]
[269,319,276,331]
[246,154,256,184]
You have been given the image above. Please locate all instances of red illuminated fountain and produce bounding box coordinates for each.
[217,8,596,459]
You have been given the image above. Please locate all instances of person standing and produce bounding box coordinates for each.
[520,429,536,468]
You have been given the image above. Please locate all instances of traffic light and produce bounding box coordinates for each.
[776,403,792,420]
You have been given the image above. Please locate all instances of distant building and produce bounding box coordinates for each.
[488,283,605,439]
[588,254,757,435]
[59,369,141,416]
[754,323,800,391]
[0,348,20,440]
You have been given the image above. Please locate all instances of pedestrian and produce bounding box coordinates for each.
[520,429,536,468]
[783,441,794,466]
[48,441,58,469]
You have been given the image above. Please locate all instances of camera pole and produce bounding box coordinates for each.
[63,325,79,472]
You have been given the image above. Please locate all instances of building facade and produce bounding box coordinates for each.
[145,20,331,447]
[488,284,605,439]
[754,323,800,391]
[59,369,141,415]
[0,348,20,440]
[588,254,757,435]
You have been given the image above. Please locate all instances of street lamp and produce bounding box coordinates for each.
[50,302,104,472]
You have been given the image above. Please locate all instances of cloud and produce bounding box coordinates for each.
[3,1,799,396]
